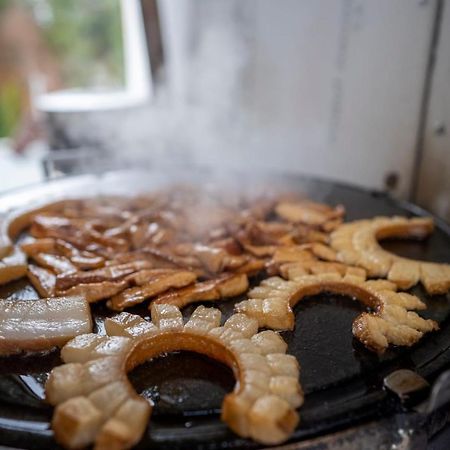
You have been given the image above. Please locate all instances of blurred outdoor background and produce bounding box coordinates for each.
[0,0,123,137]
[0,0,449,220]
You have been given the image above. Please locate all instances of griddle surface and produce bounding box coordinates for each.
[0,171,449,449]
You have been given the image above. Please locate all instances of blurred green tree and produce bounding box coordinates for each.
[0,0,124,137]
[26,0,124,88]
[0,81,21,137]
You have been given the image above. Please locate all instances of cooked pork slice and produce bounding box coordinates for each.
[150,303,184,331]
[55,260,153,291]
[54,240,105,269]
[30,215,129,253]
[124,268,179,286]
[125,247,203,272]
[0,246,27,285]
[108,270,197,311]
[21,238,56,256]
[31,253,77,275]
[105,313,158,339]
[0,238,12,260]
[309,243,338,262]
[420,262,450,295]
[387,260,421,290]
[234,259,266,276]
[330,216,449,294]
[48,306,301,447]
[243,221,294,246]
[174,243,248,273]
[272,246,315,264]
[210,237,243,256]
[94,397,151,450]
[192,244,232,273]
[105,250,180,269]
[30,215,87,243]
[247,395,299,445]
[22,237,103,271]
[27,264,56,297]
[243,244,277,258]
[58,280,129,304]
[0,296,92,355]
[275,200,344,226]
[153,273,249,309]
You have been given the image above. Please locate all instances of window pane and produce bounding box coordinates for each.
[26,0,124,89]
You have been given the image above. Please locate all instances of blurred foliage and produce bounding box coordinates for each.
[0,81,21,137]
[26,0,124,88]
[0,0,11,11]
[0,0,124,136]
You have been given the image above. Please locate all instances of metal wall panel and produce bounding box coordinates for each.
[418,0,450,221]
[159,0,436,197]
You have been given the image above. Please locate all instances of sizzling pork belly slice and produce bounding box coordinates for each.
[47,305,302,448]
[55,260,153,291]
[153,273,249,308]
[60,280,129,304]
[330,216,450,294]
[172,243,249,273]
[27,264,56,297]
[0,246,27,285]
[108,269,197,311]
[275,199,345,228]
[30,214,130,253]
[236,260,438,353]
[0,296,92,355]
[22,238,105,270]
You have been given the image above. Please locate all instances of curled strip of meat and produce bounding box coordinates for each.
[153,273,249,308]
[278,260,366,279]
[235,265,437,353]
[30,253,77,275]
[1,193,341,293]
[0,296,92,355]
[30,215,129,253]
[0,199,83,259]
[173,243,248,273]
[55,260,153,291]
[267,243,339,276]
[275,200,344,228]
[234,258,266,276]
[21,238,105,270]
[60,280,129,304]
[107,269,197,311]
[46,305,302,448]
[330,216,450,294]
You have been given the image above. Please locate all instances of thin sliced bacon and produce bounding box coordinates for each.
[105,250,180,269]
[108,270,197,311]
[21,238,56,255]
[235,259,266,276]
[22,238,105,270]
[275,200,344,227]
[58,280,129,304]
[0,247,27,285]
[31,253,77,275]
[55,240,105,270]
[55,260,153,291]
[0,296,92,355]
[30,215,129,253]
[174,243,248,273]
[153,273,249,309]
[27,264,56,297]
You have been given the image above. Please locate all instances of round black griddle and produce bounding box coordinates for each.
[0,170,449,450]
